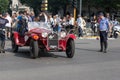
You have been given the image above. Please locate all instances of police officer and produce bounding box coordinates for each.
[99,13,110,53]
[0,13,8,53]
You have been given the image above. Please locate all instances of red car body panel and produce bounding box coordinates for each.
[12,28,76,52]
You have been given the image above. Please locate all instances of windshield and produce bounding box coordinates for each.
[28,22,51,31]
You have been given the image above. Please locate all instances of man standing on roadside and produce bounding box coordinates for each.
[77,15,84,38]
[99,13,110,53]
[0,13,8,53]
[5,13,12,39]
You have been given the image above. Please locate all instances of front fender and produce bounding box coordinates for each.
[59,34,76,50]
[12,31,26,46]
[66,34,76,41]
[12,32,19,44]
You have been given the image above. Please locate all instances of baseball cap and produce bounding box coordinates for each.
[99,13,104,16]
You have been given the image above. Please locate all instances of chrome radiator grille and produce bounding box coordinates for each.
[47,33,58,48]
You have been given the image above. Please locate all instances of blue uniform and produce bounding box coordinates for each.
[99,18,109,31]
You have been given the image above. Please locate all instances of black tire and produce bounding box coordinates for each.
[11,37,18,52]
[66,39,75,58]
[30,39,39,59]
[114,31,118,38]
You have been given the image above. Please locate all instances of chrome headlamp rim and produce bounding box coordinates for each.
[42,32,48,38]
[60,31,66,38]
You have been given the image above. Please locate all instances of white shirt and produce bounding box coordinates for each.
[5,15,12,27]
[69,17,74,25]
[77,17,83,27]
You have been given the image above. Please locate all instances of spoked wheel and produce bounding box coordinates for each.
[66,39,75,58]
[30,39,39,59]
[11,37,18,52]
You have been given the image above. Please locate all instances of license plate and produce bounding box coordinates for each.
[50,45,57,48]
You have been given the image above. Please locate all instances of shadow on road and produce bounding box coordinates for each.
[6,48,66,59]
[75,42,90,44]
[75,47,98,52]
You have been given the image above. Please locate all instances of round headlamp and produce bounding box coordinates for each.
[60,31,66,38]
[42,32,48,38]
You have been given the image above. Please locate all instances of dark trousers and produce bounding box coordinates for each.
[99,31,108,51]
[0,30,5,51]
[78,26,83,37]
[65,25,74,32]
[0,40,5,51]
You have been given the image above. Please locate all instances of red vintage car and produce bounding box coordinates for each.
[11,22,76,59]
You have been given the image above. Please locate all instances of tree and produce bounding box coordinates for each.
[83,0,120,12]
[20,0,68,16]
[0,0,9,13]
[82,0,120,18]
[48,0,68,15]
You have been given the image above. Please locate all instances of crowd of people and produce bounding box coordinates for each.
[10,11,87,38]
[0,10,119,53]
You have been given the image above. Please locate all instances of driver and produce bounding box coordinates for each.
[17,11,28,36]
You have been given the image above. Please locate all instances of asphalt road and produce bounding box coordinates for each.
[0,38,120,80]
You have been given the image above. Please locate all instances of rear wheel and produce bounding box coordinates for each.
[114,31,118,38]
[11,37,18,52]
[66,39,75,58]
[30,39,39,59]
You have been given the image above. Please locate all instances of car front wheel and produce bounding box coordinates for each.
[66,39,75,58]
[30,39,39,59]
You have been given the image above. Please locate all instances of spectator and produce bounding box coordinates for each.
[0,12,8,53]
[30,12,35,22]
[39,12,48,23]
[5,13,12,39]
[12,13,17,31]
[91,15,98,36]
[76,15,84,38]
[69,14,74,29]
[48,14,54,26]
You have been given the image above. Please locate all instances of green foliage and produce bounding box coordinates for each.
[48,0,67,14]
[20,0,68,15]
[83,0,120,12]
[20,0,120,16]
[0,0,9,13]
